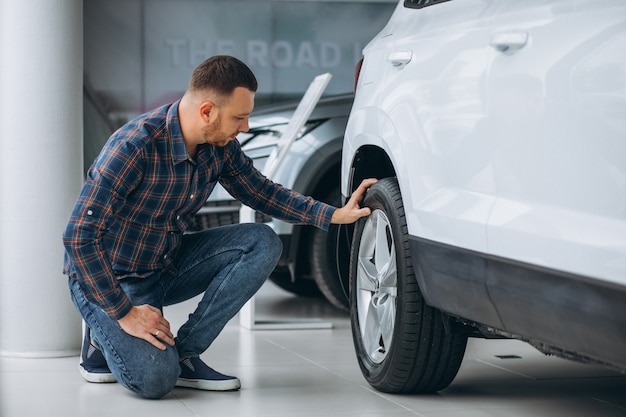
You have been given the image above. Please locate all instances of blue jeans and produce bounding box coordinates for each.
[68,223,282,399]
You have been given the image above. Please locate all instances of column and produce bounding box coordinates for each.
[0,0,84,357]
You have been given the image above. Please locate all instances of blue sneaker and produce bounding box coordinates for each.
[79,325,116,383]
[176,357,241,391]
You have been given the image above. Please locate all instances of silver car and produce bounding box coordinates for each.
[190,93,354,310]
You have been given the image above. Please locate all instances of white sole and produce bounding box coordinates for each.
[175,377,241,391]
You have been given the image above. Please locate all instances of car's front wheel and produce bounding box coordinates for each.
[349,177,467,393]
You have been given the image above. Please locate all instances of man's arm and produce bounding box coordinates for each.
[63,167,137,320]
[220,140,375,229]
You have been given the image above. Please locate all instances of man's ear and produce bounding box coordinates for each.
[199,101,217,122]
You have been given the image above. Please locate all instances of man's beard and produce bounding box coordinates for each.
[203,114,233,147]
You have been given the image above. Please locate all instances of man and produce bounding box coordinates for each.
[63,55,376,399]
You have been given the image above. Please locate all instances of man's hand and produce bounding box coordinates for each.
[117,305,175,350]
[330,178,378,224]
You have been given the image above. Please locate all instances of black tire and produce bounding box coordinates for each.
[269,267,322,298]
[310,187,349,310]
[349,177,467,393]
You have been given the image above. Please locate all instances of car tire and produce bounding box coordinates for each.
[311,186,349,311]
[349,177,467,393]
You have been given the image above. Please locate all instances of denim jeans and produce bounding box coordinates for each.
[68,223,282,399]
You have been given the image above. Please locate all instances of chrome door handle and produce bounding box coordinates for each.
[387,50,412,66]
[490,31,528,53]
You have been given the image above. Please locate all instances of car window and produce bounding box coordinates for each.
[404,0,452,9]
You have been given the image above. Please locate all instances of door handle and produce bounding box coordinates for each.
[490,31,528,53]
[387,50,412,66]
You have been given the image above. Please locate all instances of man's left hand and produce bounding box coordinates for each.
[330,178,378,224]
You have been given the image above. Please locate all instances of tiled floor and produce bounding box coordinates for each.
[2,281,625,417]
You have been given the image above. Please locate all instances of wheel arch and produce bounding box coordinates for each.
[347,145,396,195]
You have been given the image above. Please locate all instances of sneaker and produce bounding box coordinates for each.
[79,325,116,383]
[176,357,241,391]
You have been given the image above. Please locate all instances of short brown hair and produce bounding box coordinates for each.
[188,55,258,96]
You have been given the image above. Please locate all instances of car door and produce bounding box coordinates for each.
[487,0,626,284]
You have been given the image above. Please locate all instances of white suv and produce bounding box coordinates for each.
[341,0,626,394]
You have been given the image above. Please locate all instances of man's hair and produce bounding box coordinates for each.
[188,55,258,97]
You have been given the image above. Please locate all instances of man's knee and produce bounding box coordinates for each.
[255,223,282,257]
[121,348,180,399]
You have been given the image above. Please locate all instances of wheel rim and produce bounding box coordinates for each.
[356,209,398,364]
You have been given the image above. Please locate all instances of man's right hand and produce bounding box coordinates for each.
[117,305,175,350]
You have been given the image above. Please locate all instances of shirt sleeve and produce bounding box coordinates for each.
[218,140,336,231]
[63,140,143,319]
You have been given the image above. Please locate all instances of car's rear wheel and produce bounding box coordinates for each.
[311,186,349,310]
[349,177,467,393]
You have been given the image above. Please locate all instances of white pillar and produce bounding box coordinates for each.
[0,0,83,357]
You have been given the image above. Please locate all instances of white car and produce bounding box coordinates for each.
[342,0,626,394]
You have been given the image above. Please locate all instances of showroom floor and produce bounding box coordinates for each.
[2,281,625,417]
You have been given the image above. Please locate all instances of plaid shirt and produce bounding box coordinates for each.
[63,100,335,319]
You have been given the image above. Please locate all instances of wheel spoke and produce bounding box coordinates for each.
[357,213,379,291]
[379,247,396,287]
[357,256,378,292]
[356,287,372,334]
[374,213,396,284]
[361,293,383,358]
[374,212,390,273]
[359,215,377,261]
[379,257,397,298]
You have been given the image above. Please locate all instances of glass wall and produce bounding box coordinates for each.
[84,0,396,122]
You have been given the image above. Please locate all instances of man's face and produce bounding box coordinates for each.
[203,87,255,147]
